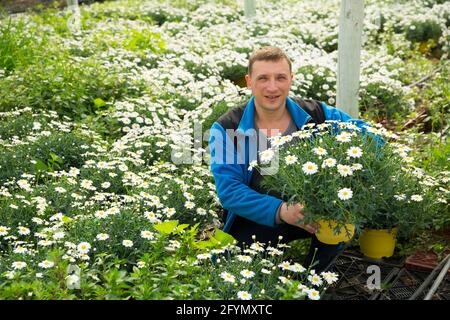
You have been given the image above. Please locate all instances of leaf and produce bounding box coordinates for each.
[154,220,179,235]
[93,98,106,109]
[62,215,73,225]
[195,240,215,250]
[49,152,63,164]
[176,224,189,232]
[211,229,236,247]
[33,159,48,173]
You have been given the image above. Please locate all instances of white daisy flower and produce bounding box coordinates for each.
[321,272,339,284]
[260,149,275,164]
[101,182,111,189]
[96,233,109,241]
[18,227,30,235]
[307,288,321,300]
[289,263,306,273]
[302,162,318,175]
[0,226,10,236]
[184,201,195,209]
[285,155,298,165]
[261,268,271,274]
[237,291,252,300]
[411,195,423,202]
[140,230,154,240]
[240,269,255,279]
[336,132,351,143]
[237,255,252,263]
[278,261,291,270]
[338,188,353,200]
[347,147,363,158]
[196,253,212,260]
[122,240,133,247]
[279,276,290,284]
[337,164,353,177]
[322,158,337,168]
[38,260,55,269]
[313,147,327,156]
[220,271,235,283]
[12,261,27,270]
[77,242,91,254]
[308,274,323,287]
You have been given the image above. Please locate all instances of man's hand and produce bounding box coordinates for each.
[279,202,318,234]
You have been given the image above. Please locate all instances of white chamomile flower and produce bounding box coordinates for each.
[12,261,27,270]
[289,263,306,273]
[237,255,252,263]
[338,188,353,200]
[285,155,298,165]
[337,164,353,177]
[261,268,271,274]
[278,261,291,270]
[237,291,252,300]
[196,253,212,260]
[307,288,321,300]
[336,132,351,143]
[101,182,111,189]
[411,195,423,202]
[347,146,363,158]
[122,240,133,247]
[321,272,339,284]
[77,242,91,254]
[18,227,30,235]
[302,162,318,175]
[279,276,290,284]
[0,226,11,236]
[184,201,195,209]
[322,158,337,168]
[260,149,275,164]
[313,147,327,156]
[96,233,109,241]
[38,260,55,269]
[308,274,323,287]
[140,230,154,240]
[240,269,255,279]
[220,272,235,283]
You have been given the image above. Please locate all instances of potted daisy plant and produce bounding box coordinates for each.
[251,120,434,254]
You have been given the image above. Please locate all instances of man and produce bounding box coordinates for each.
[208,46,368,272]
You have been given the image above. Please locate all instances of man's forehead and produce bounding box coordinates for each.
[251,59,291,75]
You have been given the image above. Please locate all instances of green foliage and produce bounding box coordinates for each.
[0,20,39,75]
[0,132,93,183]
[405,20,443,43]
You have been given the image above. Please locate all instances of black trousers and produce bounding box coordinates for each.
[228,215,345,272]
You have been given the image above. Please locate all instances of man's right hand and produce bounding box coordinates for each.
[279,202,318,234]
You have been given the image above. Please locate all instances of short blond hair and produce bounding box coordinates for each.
[248,46,292,76]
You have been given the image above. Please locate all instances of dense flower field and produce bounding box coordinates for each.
[0,0,448,299]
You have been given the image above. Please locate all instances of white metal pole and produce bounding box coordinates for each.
[244,0,256,18]
[336,0,364,119]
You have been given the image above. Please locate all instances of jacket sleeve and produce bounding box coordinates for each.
[209,122,283,228]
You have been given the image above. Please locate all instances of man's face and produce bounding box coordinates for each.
[245,59,293,113]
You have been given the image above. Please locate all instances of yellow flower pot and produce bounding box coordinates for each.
[359,228,397,259]
[316,219,355,245]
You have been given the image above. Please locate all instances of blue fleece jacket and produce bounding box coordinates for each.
[209,96,371,233]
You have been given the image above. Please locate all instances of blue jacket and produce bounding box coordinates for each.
[209,96,370,233]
